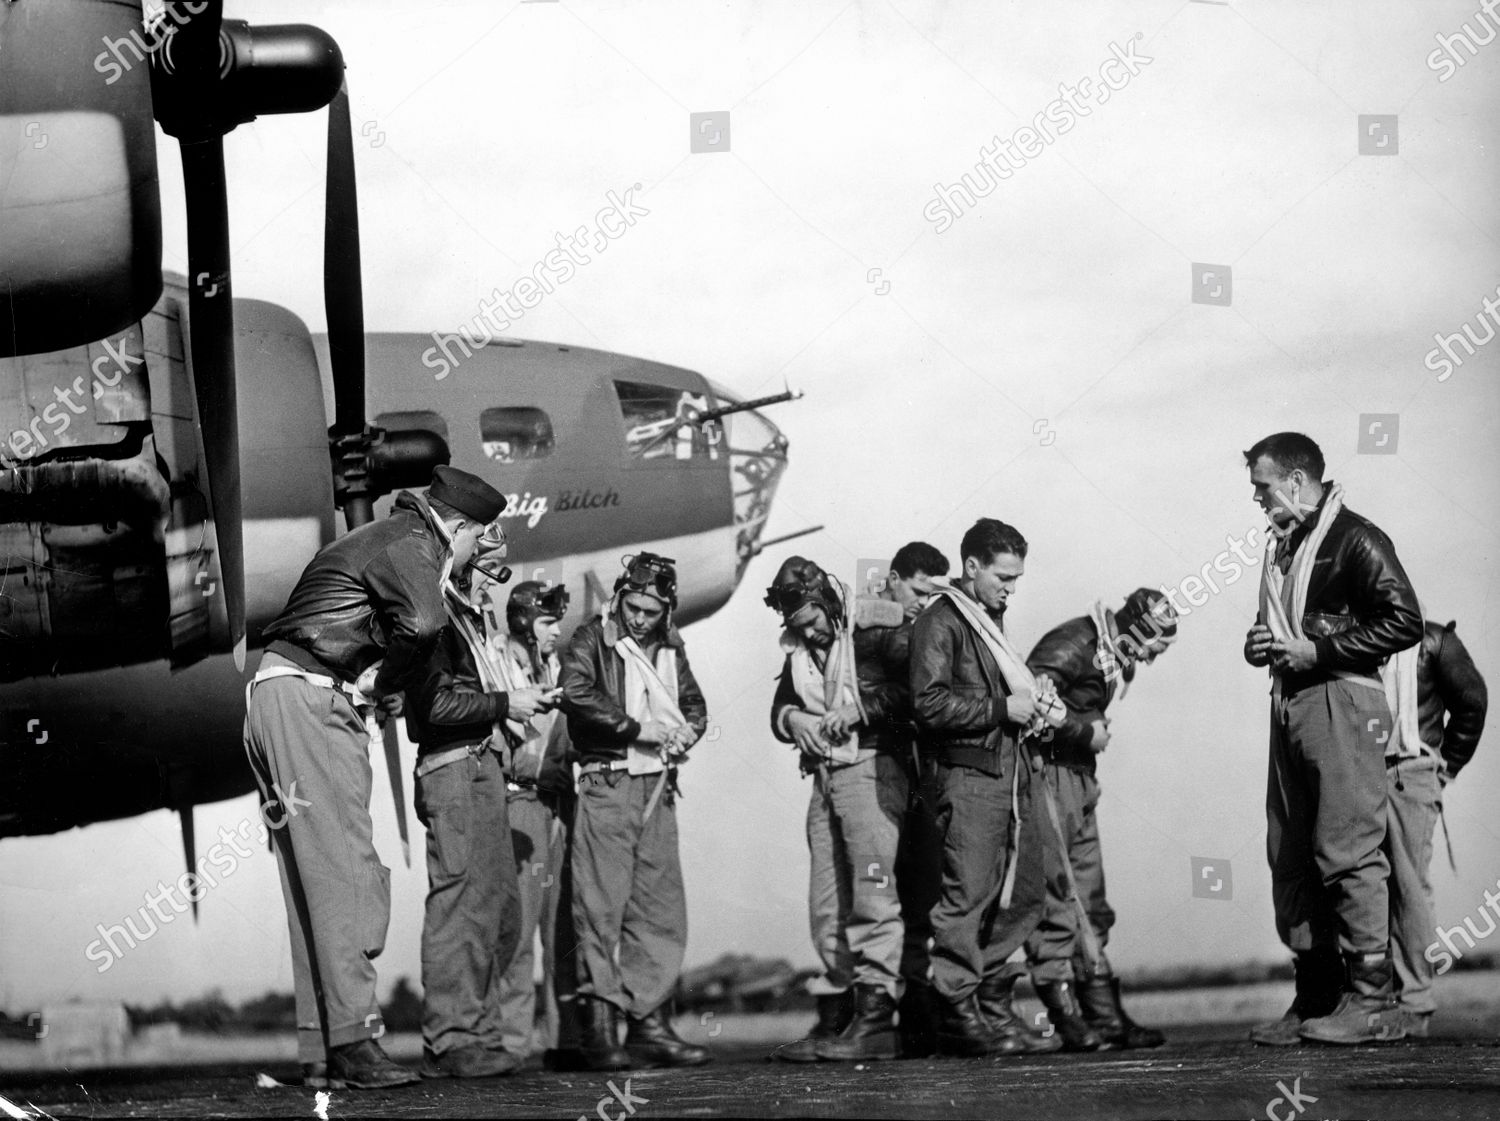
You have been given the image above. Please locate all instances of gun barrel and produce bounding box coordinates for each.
[695,388,802,426]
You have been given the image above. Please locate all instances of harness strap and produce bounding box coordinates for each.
[415,743,486,780]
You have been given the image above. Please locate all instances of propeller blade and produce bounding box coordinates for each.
[382,718,411,868]
[180,135,246,669]
[178,804,199,923]
[324,80,372,529]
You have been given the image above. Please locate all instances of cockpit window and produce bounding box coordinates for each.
[614,380,713,461]
[481,406,555,463]
[375,410,448,444]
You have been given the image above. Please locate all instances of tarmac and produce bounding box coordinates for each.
[2,1016,1497,1120]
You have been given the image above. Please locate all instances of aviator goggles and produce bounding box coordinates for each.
[616,554,678,605]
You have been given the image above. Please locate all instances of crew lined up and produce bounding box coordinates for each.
[242,431,1486,1089]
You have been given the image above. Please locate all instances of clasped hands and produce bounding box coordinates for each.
[1244,624,1317,673]
[637,719,697,761]
[786,704,862,759]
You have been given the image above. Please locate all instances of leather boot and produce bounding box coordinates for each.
[1033,979,1104,1052]
[324,1039,420,1089]
[1076,976,1164,1049]
[976,974,1063,1054]
[814,984,900,1061]
[1298,955,1406,1045]
[935,991,1006,1057]
[897,981,937,1058]
[1247,946,1342,1047]
[624,1004,713,1067]
[579,996,631,1071]
[770,990,855,1063]
[419,1044,521,1079]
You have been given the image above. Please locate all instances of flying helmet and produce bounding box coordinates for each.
[507,581,570,637]
[764,555,844,626]
[613,552,678,610]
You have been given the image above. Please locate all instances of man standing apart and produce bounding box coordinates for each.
[910,518,1066,1057]
[1385,615,1486,1034]
[560,553,712,1069]
[1024,588,1176,1051]
[765,556,912,1062]
[491,582,583,1066]
[404,524,556,1078]
[1242,432,1422,1045]
[245,466,503,1089]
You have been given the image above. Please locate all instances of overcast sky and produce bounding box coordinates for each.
[3,0,1498,1011]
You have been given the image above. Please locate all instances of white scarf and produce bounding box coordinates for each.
[1257,483,1413,729]
[616,633,685,776]
[443,583,521,750]
[784,580,867,765]
[492,635,564,783]
[930,584,1067,736]
[1090,600,1127,704]
[1259,482,1346,652]
[1383,640,1425,758]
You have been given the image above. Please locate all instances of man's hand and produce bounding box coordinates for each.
[374,692,404,723]
[786,710,831,758]
[1244,624,1275,667]
[636,720,670,746]
[507,686,552,721]
[1088,718,1111,753]
[1005,692,1037,726]
[662,724,696,760]
[818,704,862,743]
[1269,638,1318,674]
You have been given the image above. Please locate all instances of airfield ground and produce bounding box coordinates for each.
[2,978,1497,1119]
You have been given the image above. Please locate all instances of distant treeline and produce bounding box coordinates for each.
[0,976,424,1039]
[4,952,1496,1036]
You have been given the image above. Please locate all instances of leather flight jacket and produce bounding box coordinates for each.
[769,614,914,769]
[1416,619,1488,777]
[404,608,510,756]
[558,612,708,765]
[1270,488,1422,690]
[910,592,1023,777]
[261,491,448,696]
[1026,614,1120,773]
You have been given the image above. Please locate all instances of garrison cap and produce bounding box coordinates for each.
[428,465,506,523]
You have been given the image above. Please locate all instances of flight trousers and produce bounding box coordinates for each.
[1266,678,1392,965]
[414,748,521,1058]
[896,756,943,991]
[1384,753,1443,1013]
[929,752,1048,1002]
[497,785,577,1055]
[806,751,909,997]
[243,652,390,1064]
[572,769,686,1018]
[1026,764,1117,982]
